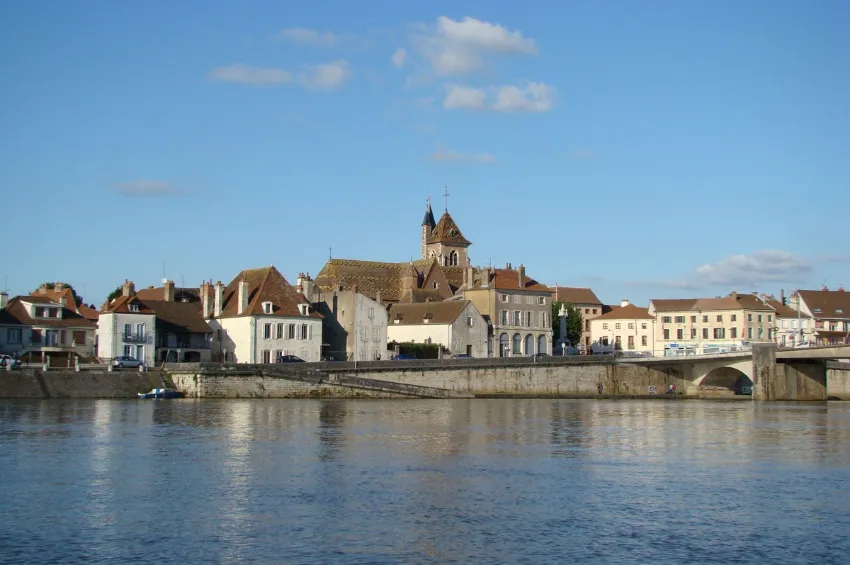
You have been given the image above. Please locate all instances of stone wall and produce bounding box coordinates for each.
[827,362,850,400]
[0,369,163,398]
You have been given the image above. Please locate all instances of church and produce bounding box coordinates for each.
[312,197,473,305]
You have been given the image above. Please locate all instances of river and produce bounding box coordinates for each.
[1,399,848,564]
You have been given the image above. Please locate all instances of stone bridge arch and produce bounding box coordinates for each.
[693,358,753,396]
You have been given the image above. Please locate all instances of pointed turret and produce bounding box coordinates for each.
[422,196,436,228]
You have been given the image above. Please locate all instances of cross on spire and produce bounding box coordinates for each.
[329,246,332,260]
[443,185,450,212]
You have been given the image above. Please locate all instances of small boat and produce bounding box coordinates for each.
[138,388,184,399]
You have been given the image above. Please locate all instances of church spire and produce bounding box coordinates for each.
[421,195,436,228]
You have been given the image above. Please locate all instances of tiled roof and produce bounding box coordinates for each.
[19,296,58,305]
[765,299,811,318]
[797,289,850,320]
[594,304,654,320]
[136,286,201,302]
[218,266,320,319]
[426,211,471,246]
[388,301,470,325]
[553,287,602,305]
[651,294,773,312]
[0,296,96,328]
[77,304,100,321]
[102,295,157,314]
[650,298,699,312]
[492,268,551,292]
[30,287,76,309]
[142,300,212,333]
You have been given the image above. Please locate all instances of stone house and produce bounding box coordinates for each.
[204,266,323,363]
[589,299,655,354]
[387,300,488,357]
[552,286,604,350]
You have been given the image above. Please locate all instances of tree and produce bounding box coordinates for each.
[36,282,85,306]
[552,300,584,346]
[106,286,123,302]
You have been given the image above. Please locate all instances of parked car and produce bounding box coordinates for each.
[451,354,472,359]
[276,355,305,363]
[112,356,144,369]
[392,353,417,360]
[0,354,21,369]
[530,353,550,361]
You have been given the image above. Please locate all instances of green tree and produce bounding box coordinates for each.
[552,301,584,345]
[36,282,85,306]
[106,286,123,302]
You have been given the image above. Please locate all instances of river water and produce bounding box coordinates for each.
[1,399,848,564]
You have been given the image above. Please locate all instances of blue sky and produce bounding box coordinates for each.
[1,0,848,307]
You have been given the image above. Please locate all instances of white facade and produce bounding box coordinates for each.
[210,316,323,363]
[388,302,488,357]
[350,293,389,361]
[96,311,156,366]
[775,315,816,346]
[589,316,656,354]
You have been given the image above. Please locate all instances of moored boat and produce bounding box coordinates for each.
[138,388,184,399]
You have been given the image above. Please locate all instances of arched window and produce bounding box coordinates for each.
[449,250,459,266]
[525,334,534,355]
[499,333,509,357]
[512,333,522,355]
[538,335,547,355]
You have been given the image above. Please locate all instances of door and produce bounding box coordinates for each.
[136,345,144,363]
[466,344,472,356]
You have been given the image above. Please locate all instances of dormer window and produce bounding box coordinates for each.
[814,308,822,313]
[262,301,273,314]
[297,303,308,316]
[129,304,139,313]
[837,309,844,314]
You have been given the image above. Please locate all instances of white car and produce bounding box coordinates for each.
[0,354,22,369]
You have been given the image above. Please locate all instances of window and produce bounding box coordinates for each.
[48,308,59,318]
[758,314,763,323]
[661,316,672,323]
[768,315,772,322]
[129,304,139,313]
[263,323,271,339]
[72,330,86,345]
[262,302,273,314]
[136,323,145,338]
[124,323,132,338]
[641,336,647,347]
[628,336,635,350]
[628,323,634,329]
[525,311,532,327]
[276,323,284,339]
[262,350,271,363]
[499,294,508,303]
[702,328,709,339]
[513,311,521,326]
[467,316,473,327]
[748,314,753,322]
[663,329,670,339]
[368,308,375,318]
[674,316,685,324]
[512,295,520,303]
[641,323,647,330]
[35,307,46,318]
[537,297,546,305]
[512,334,522,354]
[615,323,621,329]
[585,321,590,331]
[584,308,589,314]
[690,316,697,323]
[603,323,608,330]
[433,282,439,289]
[615,336,622,348]
[702,316,708,323]
[676,329,684,340]
[123,345,131,356]
[758,327,764,339]
[592,309,597,314]
[301,324,309,340]
[274,350,283,362]
[730,327,737,339]
[500,310,508,325]
[7,328,22,343]
[691,328,697,339]
[526,296,533,304]
[287,324,295,339]
[716,315,723,322]
[714,328,725,339]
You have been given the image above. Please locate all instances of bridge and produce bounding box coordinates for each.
[621,344,850,400]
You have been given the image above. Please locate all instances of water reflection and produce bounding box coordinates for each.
[0,399,849,564]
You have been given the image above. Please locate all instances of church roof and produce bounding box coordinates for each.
[427,211,471,246]
[421,200,436,228]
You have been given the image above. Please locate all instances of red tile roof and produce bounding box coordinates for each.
[218,266,321,319]
[594,304,654,320]
[553,287,602,305]
[797,289,850,320]
[489,268,551,292]
[0,296,96,328]
[388,301,472,325]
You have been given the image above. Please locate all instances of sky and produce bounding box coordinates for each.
[1,0,848,307]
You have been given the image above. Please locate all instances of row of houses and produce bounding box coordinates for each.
[0,198,847,364]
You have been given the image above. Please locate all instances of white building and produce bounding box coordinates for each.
[0,292,97,365]
[387,300,488,357]
[589,300,656,355]
[205,266,323,363]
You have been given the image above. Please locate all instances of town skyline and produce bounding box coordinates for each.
[2,1,848,305]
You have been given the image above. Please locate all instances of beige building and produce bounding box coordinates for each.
[788,288,850,345]
[649,292,775,355]
[462,263,553,357]
[387,300,488,357]
[552,286,604,350]
[589,300,655,354]
[204,267,323,363]
[760,294,815,347]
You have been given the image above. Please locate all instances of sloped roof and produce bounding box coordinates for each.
[797,289,850,320]
[0,296,96,328]
[142,300,212,333]
[422,200,436,228]
[595,304,654,320]
[765,299,812,319]
[219,266,320,318]
[102,295,157,315]
[553,287,602,305]
[388,301,471,325]
[651,293,773,313]
[426,211,471,246]
[650,298,699,312]
[136,286,200,303]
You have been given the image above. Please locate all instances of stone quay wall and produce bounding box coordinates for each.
[0,368,164,399]
[827,362,850,400]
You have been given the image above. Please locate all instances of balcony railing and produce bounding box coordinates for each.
[123,334,153,344]
[157,342,212,350]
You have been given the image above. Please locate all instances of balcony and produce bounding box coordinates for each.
[123,334,153,344]
[157,341,212,350]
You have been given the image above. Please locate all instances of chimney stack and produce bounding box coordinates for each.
[122,280,135,297]
[237,280,249,315]
[518,264,526,288]
[200,282,211,318]
[55,282,65,292]
[466,266,474,288]
[297,272,314,299]
[213,281,223,317]
[481,268,491,288]
[0,292,8,309]
[164,280,175,302]
[621,298,630,307]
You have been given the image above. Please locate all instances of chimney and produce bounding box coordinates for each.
[481,268,491,288]
[200,282,211,318]
[237,280,249,315]
[352,284,359,294]
[122,280,135,297]
[466,266,474,288]
[213,281,223,317]
[375,291,382,305]
[518,264,526,288]
[621,298,630,308]
[780,289,785,304]
[38,283,49,293]
[164,280,175,302]
[297,272,314,299]
[0,292,8,309]
[55,282,65,292]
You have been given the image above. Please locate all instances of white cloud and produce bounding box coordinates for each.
[443,82,556,112]
[411,16,537,76]
[210,64,292,85]
[277,27,339,46]
[210,61,351,90]
[110,181,181,197]
[391,47,407,67]
[429,146,496,164]
[696,250,812,286]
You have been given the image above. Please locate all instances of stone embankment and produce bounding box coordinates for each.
[0,368,164,398]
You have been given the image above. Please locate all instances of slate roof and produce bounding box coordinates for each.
[797,289,850,320]
[0,296,96,328]
[388,301,471,325]
[553,287,602,305]
[218,266,320,319]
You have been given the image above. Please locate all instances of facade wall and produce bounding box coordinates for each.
[448,302,489,358]
[312,290,388,361]
[590,318,655,353]
[96,312,157,365]
[653,307,774,353]
[253,316,323,363]
[775,316,816,346]
[0,324,95,358]
[491,290,553,357]
[388,323,451,349]
[574,302,604,348]
[215,317,252,363]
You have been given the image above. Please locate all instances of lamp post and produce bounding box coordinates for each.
[557,303,569,356]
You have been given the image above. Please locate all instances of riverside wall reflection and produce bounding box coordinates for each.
[1,399,850,564]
